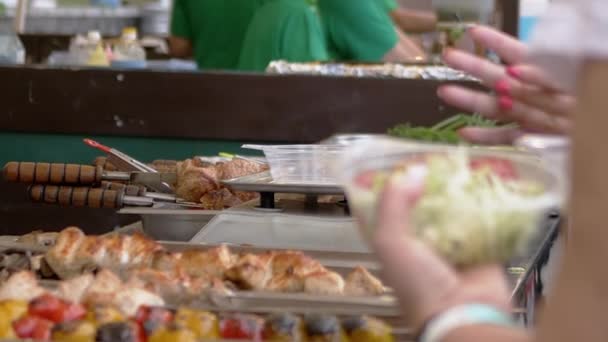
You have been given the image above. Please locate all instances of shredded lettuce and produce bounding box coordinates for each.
[361,152,553,267]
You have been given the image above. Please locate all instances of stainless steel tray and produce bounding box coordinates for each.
[222,172,344,195]
[118,205,220,241]
[206,291,399,318]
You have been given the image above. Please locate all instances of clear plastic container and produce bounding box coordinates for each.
[515,134,570,198]
[337,137,563,268]
[242,144,345,184]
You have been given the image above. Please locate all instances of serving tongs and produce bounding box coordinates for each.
[83,138,173,194]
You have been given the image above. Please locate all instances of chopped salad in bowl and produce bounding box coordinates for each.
[339,138,563,268]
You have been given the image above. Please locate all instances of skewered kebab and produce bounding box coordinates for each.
[0,271,395,341]
[2,227,386,298]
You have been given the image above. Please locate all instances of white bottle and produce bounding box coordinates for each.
[113,27,146,62]
[519,0,550,42]
[0,33,25,64]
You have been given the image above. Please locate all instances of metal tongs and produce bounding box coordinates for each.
[83,139,174,194]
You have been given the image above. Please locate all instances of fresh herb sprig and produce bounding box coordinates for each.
[388,114,500,144]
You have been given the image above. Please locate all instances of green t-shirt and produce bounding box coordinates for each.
[318,0,398,62]
[382,0,398,12]
[238,0,329,72]
[171,0,263,70]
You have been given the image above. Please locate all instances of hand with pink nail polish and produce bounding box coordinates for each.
[436,25,575,145]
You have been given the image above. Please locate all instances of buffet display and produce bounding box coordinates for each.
[0,132,566,341]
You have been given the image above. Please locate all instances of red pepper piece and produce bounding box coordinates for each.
[13,315,53,340]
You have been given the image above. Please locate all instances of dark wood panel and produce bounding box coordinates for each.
[0,66,482,143]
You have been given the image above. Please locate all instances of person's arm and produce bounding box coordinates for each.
[390,26,426,62]
[169,0,194,58]
[319,0,421,62]
[390,8,437,33]
[168,36,193,58]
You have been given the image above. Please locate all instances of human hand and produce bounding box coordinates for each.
[372,178,512,331]
[436,25,574,144]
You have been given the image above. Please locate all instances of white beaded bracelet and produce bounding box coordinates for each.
[418,304,515,342]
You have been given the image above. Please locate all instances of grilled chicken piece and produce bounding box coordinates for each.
[0,271,47,301]
[112,287,165,317]
[47,228,163,279]
[177,246,235,279]
[71,236,107,274]
[121,233,163,268]
[127,268,187,301]
[344,266,385,296]
[265,273,305,293]
[200,188,243,210]
[150,251,183,275]
[303,271,345,295]
[81,269,125,306]
[271,251,324,277]
[217,159,268,180]
[175,159,220,203]
[17,231,59,247]
[56,273,95,303]
[225,253,273,290]
[45,227,86,279]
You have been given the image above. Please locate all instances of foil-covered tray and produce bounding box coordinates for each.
[266,60,479,81]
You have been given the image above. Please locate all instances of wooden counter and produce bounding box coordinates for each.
[0,66,479,142]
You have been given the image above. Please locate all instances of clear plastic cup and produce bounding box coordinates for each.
[337,137,564,268]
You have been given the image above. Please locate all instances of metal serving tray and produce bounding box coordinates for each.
[118,205,219,241]
[222,172,344,196]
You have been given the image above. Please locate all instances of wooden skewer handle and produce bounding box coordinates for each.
[100,181,146,197]
[3,162,103,185]
[28,185,123,209]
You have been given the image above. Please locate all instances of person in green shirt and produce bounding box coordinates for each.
[238,0,329,71]
[169,0,264,70]
[317,0,426,63]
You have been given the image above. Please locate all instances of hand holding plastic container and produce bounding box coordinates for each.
[337,138,563,268]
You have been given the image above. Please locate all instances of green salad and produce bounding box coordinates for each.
[351,151,554,267]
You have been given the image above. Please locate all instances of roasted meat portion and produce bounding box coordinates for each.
[175,159,220,203]
[217,159,268,180]
[175,158,267,208]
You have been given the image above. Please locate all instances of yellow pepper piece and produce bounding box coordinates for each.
[52,321,97,342]
[0,300,27,339]
[0,317,16,339]
[174,308,219,339]
[148,326,197,342]
[0,300,28,321]
[346,317,394,342]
